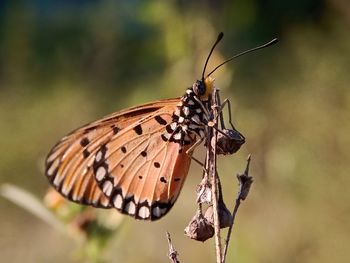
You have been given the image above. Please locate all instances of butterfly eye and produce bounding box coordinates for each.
[193,80,206,96]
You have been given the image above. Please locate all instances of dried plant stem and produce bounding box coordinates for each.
[222,194,241,262]
[166,232,180,263]
[209,87,222,263]
[222,155,253,263]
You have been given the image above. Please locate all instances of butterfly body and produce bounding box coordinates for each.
[45,78,214,220]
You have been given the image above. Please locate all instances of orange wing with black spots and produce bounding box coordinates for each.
[46,79,214,221]
[45,98,180,209]
[92,105,193,220]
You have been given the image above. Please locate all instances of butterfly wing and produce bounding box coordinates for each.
[45,98,180,208]
[93,105,193,220]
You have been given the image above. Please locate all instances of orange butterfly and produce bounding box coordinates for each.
[45,33,277,220]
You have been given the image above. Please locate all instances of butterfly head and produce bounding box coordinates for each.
[193,76,214,101]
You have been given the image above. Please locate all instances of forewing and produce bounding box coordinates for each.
[93,105,193,220]
[45,98,179,208]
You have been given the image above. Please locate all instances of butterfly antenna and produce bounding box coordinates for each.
[202,32,224,80]
[207,38,278,77]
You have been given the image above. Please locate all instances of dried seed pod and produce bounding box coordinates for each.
[184,211,214,242]
[204,201,232,229]
[216,128,245,155]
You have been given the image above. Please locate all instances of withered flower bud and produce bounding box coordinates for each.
[184,211,214,242]
[204,201,232,229]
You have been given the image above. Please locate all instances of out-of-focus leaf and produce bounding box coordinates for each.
[0,184,66,233]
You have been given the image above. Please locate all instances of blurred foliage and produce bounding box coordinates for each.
[1,0,350,262]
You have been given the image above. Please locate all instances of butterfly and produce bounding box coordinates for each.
[45,33,277,221]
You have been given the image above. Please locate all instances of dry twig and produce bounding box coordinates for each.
[167,232,180,263]
[209,87,223,263]
[222,155,253,262]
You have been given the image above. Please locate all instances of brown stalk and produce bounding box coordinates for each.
[209,87,223,263]
[222,155,253,263]
[166,232,180,263]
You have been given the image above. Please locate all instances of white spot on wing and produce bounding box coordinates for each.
[173,132,182,140]
[96,166,106,181]
[102,180,113,196]
[183,107,190,116]
[124,201,136,215]
[163,132,171,140]
[152,206,168,218]
[113,194,123,209]
[152,206,161,217]
[138,206,150,219]
[170,122,177,130]
[95,150,102,162]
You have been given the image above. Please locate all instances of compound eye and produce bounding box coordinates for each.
[193,80,206,96]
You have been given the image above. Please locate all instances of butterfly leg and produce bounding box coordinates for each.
[206,97,238,139]
[217,98,236,130]
[186,137,205,167]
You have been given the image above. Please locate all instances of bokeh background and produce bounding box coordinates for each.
[1,1,350,262]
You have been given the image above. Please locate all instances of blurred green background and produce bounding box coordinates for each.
[1,0,350,262]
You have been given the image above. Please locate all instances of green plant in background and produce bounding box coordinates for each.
[0,184,124,263]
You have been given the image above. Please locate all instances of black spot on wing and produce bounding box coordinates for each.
[80,137,90,147]
[133,124,143,135]
[83,149,90,158]
[154,115,167,125]
[121,146,127,153]
[154,162,160,168]
[141,151,147,157]
[112,126,120,134]
[160,177,167,183]
[166,124,173,133]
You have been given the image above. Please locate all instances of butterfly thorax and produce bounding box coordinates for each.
[161,86,209,148]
